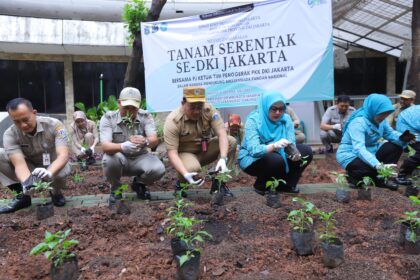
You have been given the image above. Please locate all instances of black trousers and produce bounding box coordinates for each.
[346,142,402,184]
[244,144,313,191]
[400,142,420,176]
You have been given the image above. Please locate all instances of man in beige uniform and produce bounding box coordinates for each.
[100,87,165,204]
[387,90,416,129]
[164,86,237,197]
[286,106,305,144]
[70,111,99,168]
[0,98,70,214]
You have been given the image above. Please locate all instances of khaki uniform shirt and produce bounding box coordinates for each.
[164,103,224,153]
[71,119,98,149]
[99,110,156,157]
[387,103,414,129]
[322,105,355,126]
[3,116,69,166]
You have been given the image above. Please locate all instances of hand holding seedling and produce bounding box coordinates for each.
[215,158,229,173]
[273,138,290,150]
[129,135,148,148]
[183,172,204,186]
[32,168,52,180]
[121,141,140,154]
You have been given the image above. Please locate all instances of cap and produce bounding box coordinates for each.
[399,90,416,99]
[183,86,206,103]
[229,114,241,126]
[119,87,141,108]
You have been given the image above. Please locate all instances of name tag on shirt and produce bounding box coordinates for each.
[43,153,51,166]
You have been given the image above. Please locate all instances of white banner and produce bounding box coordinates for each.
[142,0,333,112]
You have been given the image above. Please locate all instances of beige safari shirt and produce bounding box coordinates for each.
[99,110,156,156]
[71,119,99,149]
[387,103,414,129]
[164,103,224,153]
[3,116,69,166]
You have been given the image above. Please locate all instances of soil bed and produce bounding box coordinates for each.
[0,156,418,279]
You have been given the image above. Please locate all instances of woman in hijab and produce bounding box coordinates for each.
[70,111,99,167]
[238,91,313,195]
[336,93,409,190]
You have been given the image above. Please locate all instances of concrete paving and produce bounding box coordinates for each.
[0,183,351,209]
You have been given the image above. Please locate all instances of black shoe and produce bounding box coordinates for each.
[326,145,334,153]
[395,175,412,186]
[210,180,234,197]
[376,179,398,191]
[254,188,266,196]
[86,156,96,166]
[132,177,151,200]
[0,193,31,214]
[109,192,123,205]
[50,192,66,207]
[174,181,188,198]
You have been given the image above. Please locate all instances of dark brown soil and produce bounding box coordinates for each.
[0,155,419,279]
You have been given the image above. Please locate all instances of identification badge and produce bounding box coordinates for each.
[42,153,51,166]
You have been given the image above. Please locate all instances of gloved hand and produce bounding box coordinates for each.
[290,153,301,162]
[22,174,40,194]
[215,158,229,173]
[121,141,139,154]
[332,124,341,130]
[375,163,397,170]
[32,168,52,180]
[80,147,86,154]
[90,145,95,152]
[273,139,290,150]
[183,172,204,186]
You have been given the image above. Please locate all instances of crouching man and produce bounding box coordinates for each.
[0,98,70,213]
[164,86,237,197]
[100,87,165,204]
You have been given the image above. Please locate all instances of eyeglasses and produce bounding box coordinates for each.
[188,103,204,110]
[269,106,285,113]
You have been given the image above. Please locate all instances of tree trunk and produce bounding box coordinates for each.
[123,0,167,90]
[407,0,420,104]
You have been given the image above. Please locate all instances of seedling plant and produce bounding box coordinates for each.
[357,176,376,190]
[377,164,397,182]
[317,210,338,244]
[214,170,232,193]
[30,229,79,267]
[114,184,129,201]
[166,198,212,266]
[72,171,84,184]
[396,196,420,243]
[266,177,286,193]
[33,181,53,204]
[331,172,347,189]
[287,197,317,233]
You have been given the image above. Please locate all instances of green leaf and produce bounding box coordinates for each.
[30,243,49,255]
[44,251,53,260]
[74,102,86,112]
[178,254,190,267]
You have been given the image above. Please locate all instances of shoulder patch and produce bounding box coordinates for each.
[212,112,220,121]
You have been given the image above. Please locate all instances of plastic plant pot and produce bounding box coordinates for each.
[116,201,131,215]
[399,223,420,255]
[171,238,194,258]
[36,202,54,220]
[335,188,351,203]
[284,143,300,158]
[291,230,314,256]
[266,192,281,209]
[404,185,419,197]
[175,250,201,280]
[51,255,79,280]
[357,188,372,201]
[211,191,224,206]
[321,238,344,268]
